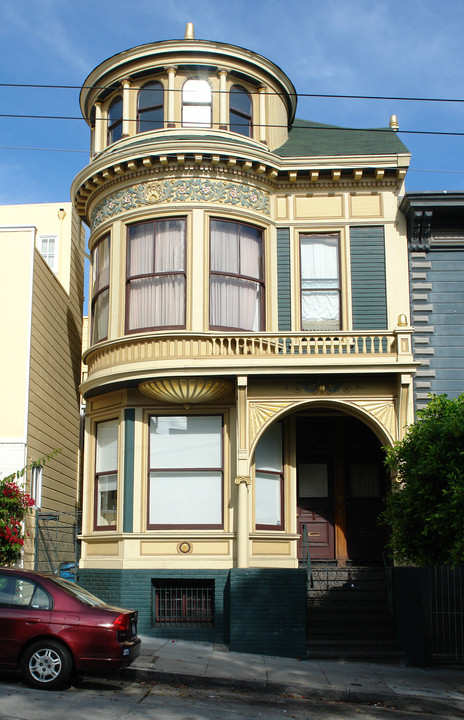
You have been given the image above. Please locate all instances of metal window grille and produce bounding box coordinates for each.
[154,580,214,624]
[429,566,464,664]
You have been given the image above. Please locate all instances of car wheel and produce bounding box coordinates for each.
[20,640,73,690]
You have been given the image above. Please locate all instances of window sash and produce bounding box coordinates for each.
[96,473,117,528]
[149,471,222,527]
[95,419,118,530]
[255,422,283,528]
[182,80,212,128]
[108,97,123,144]
[300,234,340,331]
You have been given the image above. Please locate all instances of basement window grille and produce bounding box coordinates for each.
[153,580,214,625]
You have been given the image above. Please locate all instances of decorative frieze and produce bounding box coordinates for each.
[91,177,271,230]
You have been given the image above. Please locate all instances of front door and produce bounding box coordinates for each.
[296,414,387,563]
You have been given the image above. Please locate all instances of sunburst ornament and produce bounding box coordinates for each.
[138,377,234,405]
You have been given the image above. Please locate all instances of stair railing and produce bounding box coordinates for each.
[302,523,314,589]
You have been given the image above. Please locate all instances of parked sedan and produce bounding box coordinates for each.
[0,568,141,690]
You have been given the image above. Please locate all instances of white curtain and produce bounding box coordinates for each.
[128,220,185,329]
[96,419,118,472]
[301,235,339,330]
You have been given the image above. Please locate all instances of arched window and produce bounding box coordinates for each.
[229,85,252,137]
[137,81,164,133]
[107,96,123,145]
[182,79,212,128]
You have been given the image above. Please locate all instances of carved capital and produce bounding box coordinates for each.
[235,476,252,486]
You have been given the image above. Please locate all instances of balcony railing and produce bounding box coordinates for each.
[82,329,414,386]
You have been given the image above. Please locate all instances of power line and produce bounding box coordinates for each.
[1,82,464,104]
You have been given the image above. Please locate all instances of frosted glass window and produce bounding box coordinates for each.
[298,463,328,497]
[255,423,282,472]
[149,471,222,525]
[148,415,223,528]
[255,472,282,526]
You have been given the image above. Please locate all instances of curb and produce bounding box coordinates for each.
[121,665,464,718]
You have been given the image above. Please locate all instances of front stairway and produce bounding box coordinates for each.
[306,562,404,663]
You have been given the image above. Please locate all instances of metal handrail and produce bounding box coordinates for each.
[302,523,314,589]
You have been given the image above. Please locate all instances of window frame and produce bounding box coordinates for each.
[93,418,119,532]
[182,78,212,128]
[91,233,110,344]
[125,217,187,334]
[209,217,265,332]
[137,81,164,133]
[147,414,224,530]
[37,235,58,273]
[229,85,252,137]
[299,232,342,333]
[107,95,123,145]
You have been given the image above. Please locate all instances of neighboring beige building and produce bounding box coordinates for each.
[74,26,417,654]
[0,202,85,569]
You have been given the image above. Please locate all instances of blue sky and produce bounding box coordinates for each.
[1,0,464,207]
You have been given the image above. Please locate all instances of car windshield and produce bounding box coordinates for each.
[47,576,110,607]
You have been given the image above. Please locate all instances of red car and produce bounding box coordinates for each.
[0,568,141,690]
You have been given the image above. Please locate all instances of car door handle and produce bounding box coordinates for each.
[25,618,42,624]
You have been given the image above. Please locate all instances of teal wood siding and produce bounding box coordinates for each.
[277,227,291,331]
[428,249,464,398]
[350,226,387,329]
[123,409,135,532]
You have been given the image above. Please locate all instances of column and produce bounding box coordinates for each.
[259,85,267,144]
[218,69,228,129]
[166,66,177,127]
[94,101,103,153]
[122,79,131,137]
[235,376,250,568]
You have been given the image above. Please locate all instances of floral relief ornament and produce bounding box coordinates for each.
[91,178,270,230]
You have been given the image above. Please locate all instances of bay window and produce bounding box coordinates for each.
[126,218,186,332]
[300,233,340,331]
[148,415,223,529]
[95,419,118,530]
[255,422,284,529]
[91,234,110,344]
[210,219,264,331]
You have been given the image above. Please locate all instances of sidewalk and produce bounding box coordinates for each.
[120,636,464,717]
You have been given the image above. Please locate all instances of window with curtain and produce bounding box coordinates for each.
[255,422,284,529]
[95,419,118,530]
[182,79,212,127]
[126,218,186,332]
[91,234,110,344]
[148,415,223,528]
[300,233,340,331]
[107,96,123,144]
[229,85,252,137]
[137,81,164,133]
[210,219,264,331]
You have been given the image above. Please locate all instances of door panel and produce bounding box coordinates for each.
[297,462,334,559]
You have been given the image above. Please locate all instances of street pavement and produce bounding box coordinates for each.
[121,636,464,717]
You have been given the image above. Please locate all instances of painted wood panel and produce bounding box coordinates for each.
[350,226,387,330]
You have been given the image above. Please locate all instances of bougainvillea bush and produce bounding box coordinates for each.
[0,476,35,566]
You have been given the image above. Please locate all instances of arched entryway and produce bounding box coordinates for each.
[295,410,389,564]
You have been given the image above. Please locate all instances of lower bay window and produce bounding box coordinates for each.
[148,415,223,529]
[94,419,118,530]
[254,422,284,529]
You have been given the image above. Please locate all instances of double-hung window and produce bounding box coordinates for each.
[148,415,223,529]
[126,218,186,332]
[95,419,118,530]
[91,234,110,344]
[300,233,341,331]
[137,81,164,132]
[210,219,264,331]
[255,422,284,529]
[38,235,58,273]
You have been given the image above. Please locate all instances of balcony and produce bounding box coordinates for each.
[81,328,415,394]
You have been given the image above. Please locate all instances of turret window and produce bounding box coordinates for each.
[126,218,186,332]
[210,219,264,331]
[229,85,252,137]
[182,79,212,127]
[137,81,164,133]
[107,96,123,144]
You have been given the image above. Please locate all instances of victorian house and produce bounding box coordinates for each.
[74,25,415,655]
